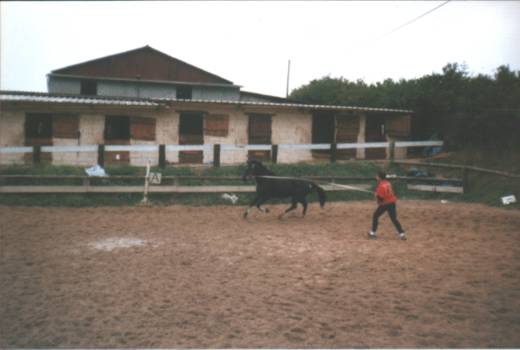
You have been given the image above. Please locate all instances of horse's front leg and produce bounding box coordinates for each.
[243,195,260,218]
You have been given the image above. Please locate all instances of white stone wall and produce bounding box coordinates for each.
[155,111,179,165]
[272,112,313,163]
[78,114,104,166]
[129,139,158,166]
[2,106,398,167]
[0,110,25,165]
[52,138,79,166]
[386,136,408,160]
[51,114,105,166]
[356,113,367,160]
[203,111,249,165]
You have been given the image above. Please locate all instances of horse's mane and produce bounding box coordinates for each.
[249,160,274,175]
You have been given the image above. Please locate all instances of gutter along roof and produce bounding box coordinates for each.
[0,91,164,108]
[0,91,413,114]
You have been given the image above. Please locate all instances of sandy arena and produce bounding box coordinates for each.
[1,201,520,348]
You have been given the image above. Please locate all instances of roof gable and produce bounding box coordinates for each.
[51,46,233,85]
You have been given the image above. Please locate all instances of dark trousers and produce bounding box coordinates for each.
[372,203,404,233]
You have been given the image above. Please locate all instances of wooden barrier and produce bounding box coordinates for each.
[393,160,520,179]
[407,184,464,194]
[0,173,465,194]
[0,184,370,194]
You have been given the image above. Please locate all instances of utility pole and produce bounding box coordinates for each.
[286,59,291,98]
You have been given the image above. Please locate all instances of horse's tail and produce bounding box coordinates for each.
[312,183,326,208]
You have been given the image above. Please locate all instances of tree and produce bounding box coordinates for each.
[289,63,520,151]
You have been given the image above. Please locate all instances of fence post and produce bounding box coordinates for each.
[389,140,396,161]
[98,144,105,167]
[462,168,469,193]
[159,144,166,169]
[213,144,221,168]
[330,143,337,163]
[271,144,278,164]
[33,145,41,164]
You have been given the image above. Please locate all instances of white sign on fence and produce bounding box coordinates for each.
[501,195,517,205]
[149,172,162,185]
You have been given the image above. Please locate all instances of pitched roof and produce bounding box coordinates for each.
[50,45,234,85]
[0,90,413,114]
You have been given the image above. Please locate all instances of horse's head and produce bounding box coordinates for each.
[242,160,268,181]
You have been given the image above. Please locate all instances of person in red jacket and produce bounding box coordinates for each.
[369,171,407,240]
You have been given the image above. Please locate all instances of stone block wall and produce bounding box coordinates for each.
[272,111,313,163]
[203,110,249,165]
[0,110,25,165]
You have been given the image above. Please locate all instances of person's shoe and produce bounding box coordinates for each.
[368,231,377,239]
[399,232,407,240]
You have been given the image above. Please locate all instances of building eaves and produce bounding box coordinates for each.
[0,91,413,114]
[0,90,166,108]
[48,73,242,89]
[164,98,414,114]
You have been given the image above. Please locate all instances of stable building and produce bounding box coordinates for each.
[0,46,413,166]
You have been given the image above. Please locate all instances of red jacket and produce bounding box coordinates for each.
[375,180,397,205]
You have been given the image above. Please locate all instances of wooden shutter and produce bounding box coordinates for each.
[335,113,359,159]
[204,114,229,137]
[53,115,79,139]
[386,115,411,138]
[248,114,272,144]
[130,117,156,141]
[248,114,271,161]
[335,113,359,143]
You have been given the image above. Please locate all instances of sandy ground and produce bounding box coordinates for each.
[1,200,520,348]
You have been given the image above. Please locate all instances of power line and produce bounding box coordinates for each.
[375,1,451,41]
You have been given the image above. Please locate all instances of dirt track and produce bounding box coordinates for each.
[1,201,520,348]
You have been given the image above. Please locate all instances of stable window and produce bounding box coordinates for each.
[179,112,204,164]
[204,114,229,137]
[386,115,411,138]
[176,86,192,100]
[311,111,335,159]
[24,113,53,162]
[53,115,79,139]
[248,113,272,144]
[105,116,130,141]
[248,113,272,161]
[25,113,53,139]
[312,111,335,144]
[130,117,156,141]
[335,113,359,159]
[80,80,98,95]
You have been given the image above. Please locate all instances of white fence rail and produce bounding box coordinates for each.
[0,140,443,154]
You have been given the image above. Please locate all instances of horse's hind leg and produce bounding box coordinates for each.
[256,197,270,214]
[300,197,308,217]
[279,198,298,219]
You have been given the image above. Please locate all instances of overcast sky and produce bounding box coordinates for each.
[1,1,519,97]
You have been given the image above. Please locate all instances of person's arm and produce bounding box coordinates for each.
[375,183,385,204]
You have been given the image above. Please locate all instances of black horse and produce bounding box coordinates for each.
[242,160,326,219]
